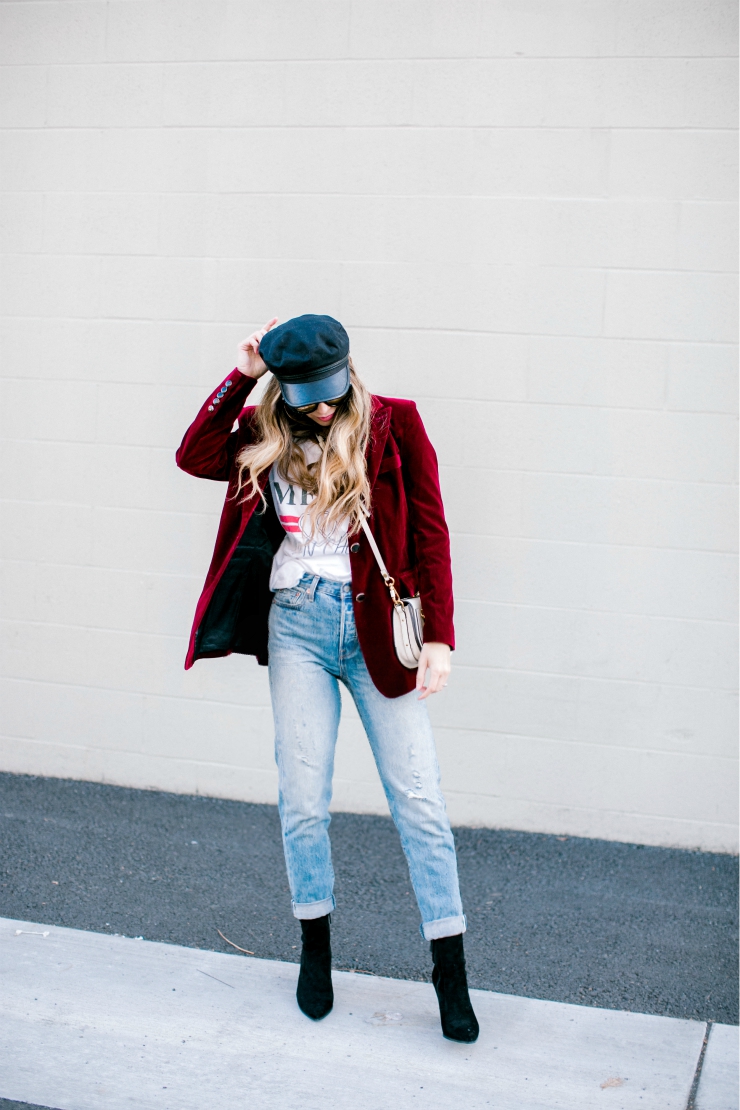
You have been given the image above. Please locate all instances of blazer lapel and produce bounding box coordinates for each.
[366,401,392,490]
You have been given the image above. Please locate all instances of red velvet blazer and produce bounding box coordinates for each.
[176,370,454,698]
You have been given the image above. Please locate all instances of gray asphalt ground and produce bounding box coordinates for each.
[0,1102,50,1109]
[0,772,736,1026]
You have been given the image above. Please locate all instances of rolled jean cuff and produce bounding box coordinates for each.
[420,914,467,941]
[292,896,335,920]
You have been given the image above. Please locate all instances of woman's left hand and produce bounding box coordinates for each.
[416,642,451,700]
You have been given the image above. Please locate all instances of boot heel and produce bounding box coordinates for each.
[431,934,480,1043]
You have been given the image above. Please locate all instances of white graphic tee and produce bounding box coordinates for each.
[269,440,352,591]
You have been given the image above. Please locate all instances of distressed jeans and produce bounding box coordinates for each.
[268,574,466,941]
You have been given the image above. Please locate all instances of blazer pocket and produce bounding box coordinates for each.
[398,567,417,595]
[378,453,402,474]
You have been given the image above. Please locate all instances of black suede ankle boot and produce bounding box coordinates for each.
[430,933,480,1042]
[296,914,333,1020]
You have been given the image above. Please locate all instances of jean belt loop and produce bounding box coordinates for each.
[306,574,320,602]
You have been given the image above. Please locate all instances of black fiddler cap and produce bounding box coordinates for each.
[258,314,350,408]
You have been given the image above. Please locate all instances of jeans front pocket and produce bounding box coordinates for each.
[272,586,306,610]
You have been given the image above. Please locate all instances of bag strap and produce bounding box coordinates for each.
[360,516,403,609]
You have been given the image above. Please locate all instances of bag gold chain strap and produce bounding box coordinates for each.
[359,517,424,669]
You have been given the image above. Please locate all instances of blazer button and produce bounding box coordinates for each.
[350,543,360,553]
[208,405,214,411]
[355,592,365,602]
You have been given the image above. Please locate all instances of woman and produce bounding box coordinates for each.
[176,314,479,1043]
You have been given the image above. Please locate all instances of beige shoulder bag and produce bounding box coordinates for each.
[359,517,424,669]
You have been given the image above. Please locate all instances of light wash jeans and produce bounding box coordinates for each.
[268,573,466,941]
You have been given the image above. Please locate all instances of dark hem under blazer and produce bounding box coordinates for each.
[175,370,455,699]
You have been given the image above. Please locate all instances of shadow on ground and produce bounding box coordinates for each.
[0,773,736,1023]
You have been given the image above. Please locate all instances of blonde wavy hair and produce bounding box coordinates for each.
[235,361,373,537]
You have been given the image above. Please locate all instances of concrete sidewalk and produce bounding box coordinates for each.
[1,917,737,1110]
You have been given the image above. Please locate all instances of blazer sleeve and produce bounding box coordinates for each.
[396,402,455,649]
[175,370,258,481]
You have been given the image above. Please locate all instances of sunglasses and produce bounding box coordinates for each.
[289,391,350,415]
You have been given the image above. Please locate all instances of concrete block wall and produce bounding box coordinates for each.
[0,1,737,851]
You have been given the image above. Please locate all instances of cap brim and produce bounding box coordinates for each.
[279,363,350,408]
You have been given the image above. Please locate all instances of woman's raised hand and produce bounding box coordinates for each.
[237,317,279,379]
[416,642,452,700]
